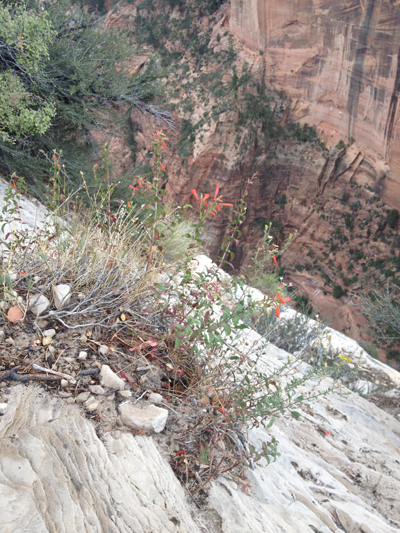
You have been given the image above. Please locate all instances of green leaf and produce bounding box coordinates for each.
[175,337,181,349]
[290,411,301,420]
[156,283,166,291]
[266,416,276,428]
[224,323,231,336]
[236,324,249,330]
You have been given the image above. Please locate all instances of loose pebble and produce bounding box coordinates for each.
[76,392,91,404]
[99,345,110,356]
[78,351,88,360]
[61,379,68,388]
[100,365,125,391]
[0,403,8,415]
[118,390,132,398]
[42,337,52,346]
[148,392,163,404]
[89,385,105,395]
[86,401,99,411]
[44,329,56,338]
[53,284,71,310]
[5,338,14,345]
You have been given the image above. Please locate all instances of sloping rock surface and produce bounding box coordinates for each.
[0,386,203,533]
[1,350,400,533]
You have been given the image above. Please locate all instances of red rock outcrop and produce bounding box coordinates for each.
[230,0,400,206]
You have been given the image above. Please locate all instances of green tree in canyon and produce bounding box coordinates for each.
[0,0,164,191]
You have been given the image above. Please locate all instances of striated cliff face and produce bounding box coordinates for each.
[230,0,400,205]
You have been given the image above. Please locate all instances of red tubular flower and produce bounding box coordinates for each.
[204,193,210,200]
[220,203,233,207]
[129,185,138,190]
[283,296,291,303]
[127,202,131,208]
[214,185,220,200]
[57,162,61,169]
[272,255,277,265]
[211,211,216,216]
[277,293,285,305]
[162,140,167,148]
[160,163,165,171]
[191,189,200,201]
[217,204,220,211]
[204,201,209,207]
[138,180,142,187]
[275,305,280,318]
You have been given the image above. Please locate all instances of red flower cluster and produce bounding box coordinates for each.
[275,293,290,318]
[191,185,233,216]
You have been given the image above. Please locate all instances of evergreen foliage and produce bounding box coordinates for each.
[0,0,165,191]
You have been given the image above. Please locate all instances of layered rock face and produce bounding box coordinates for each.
[230,0,400,205]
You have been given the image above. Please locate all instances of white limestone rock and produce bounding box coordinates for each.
[119,402,168,433]
[53,284,71,310]
[100,365,125,391]
[29,294,50,316]
[0,403,8,415]
[148,392,163,404]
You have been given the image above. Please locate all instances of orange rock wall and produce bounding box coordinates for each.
[230,0,400,205]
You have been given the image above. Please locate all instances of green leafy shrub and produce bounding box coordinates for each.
[0,0,165,189]
[387,209,399,229]
[333,285,347,299]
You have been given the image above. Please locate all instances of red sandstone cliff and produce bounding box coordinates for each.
[230,0,400,206]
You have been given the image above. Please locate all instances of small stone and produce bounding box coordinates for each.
[29,294,50,316]
[64,357,75,363]
[78,351,88,360]
[0,330,4,337]
[77,293,85,300]
[100,365,125,391]
[118,390,132,399]
[0,383,6,389]
[5,338,14,345]
[61,379,68,388]
[58,391,72,398]
[66,397,75,404]
[99,345,110,356]
[42,337,52,346]
[148,392,163,404]
[43,329,56,338]
[86,401,99,411]
[119,403,168,433]
[53,284,71,310]
[83,396,95,407]
[48,346,55,353]
[7,305,24,324]
[76,391,91,404]
[0,403,8,415]
[33,276,40,282]
[89,385,105,395]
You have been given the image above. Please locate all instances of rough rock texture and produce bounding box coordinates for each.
[1,341,399,532]
[230,0,400,206]
[0,386,203,533]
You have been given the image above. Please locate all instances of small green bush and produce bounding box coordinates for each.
[387,209,399,229]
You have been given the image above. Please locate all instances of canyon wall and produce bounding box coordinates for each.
[230,0,400,206]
